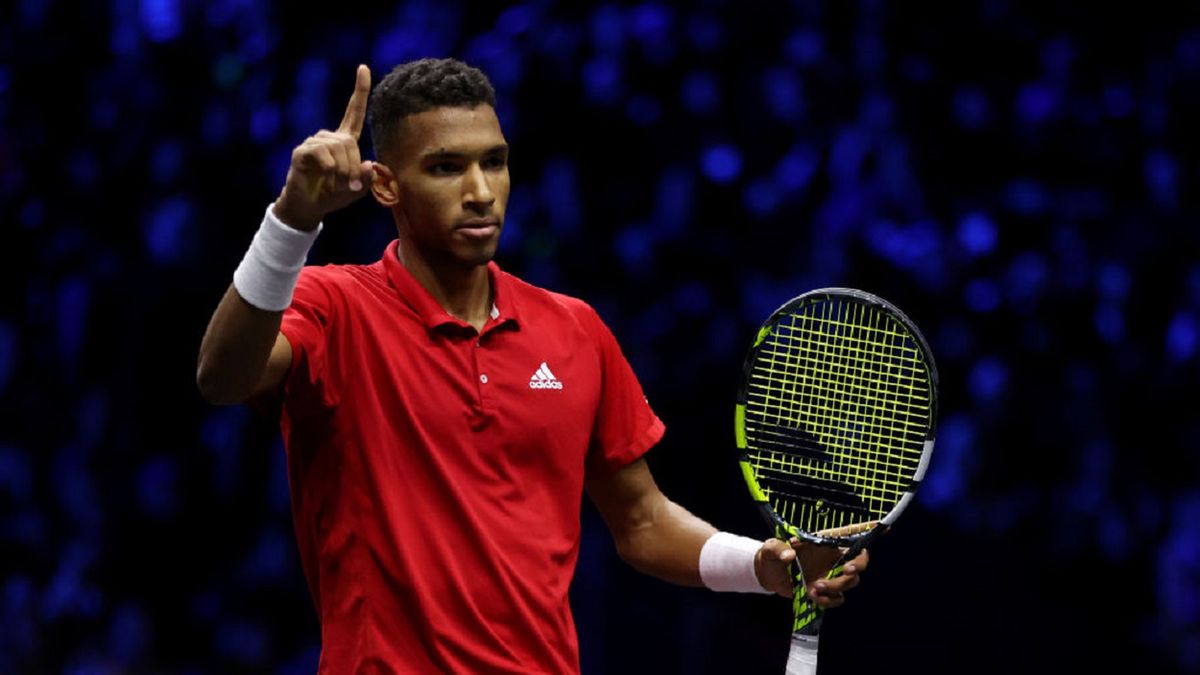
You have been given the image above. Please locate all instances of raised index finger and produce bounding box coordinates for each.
[338,64,371,138]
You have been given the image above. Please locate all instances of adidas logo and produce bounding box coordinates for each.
[529,362,563,390]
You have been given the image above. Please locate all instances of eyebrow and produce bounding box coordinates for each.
[421,144,509,161]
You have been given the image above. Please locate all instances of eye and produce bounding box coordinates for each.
[483,155,508,170]
[429,162,461,175]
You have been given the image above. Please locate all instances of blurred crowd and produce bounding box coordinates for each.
[1,1,1197,673]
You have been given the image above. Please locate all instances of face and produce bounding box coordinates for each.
[375,105,510,270]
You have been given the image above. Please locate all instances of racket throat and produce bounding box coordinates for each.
[790,561,826,636]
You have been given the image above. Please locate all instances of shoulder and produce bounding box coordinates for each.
[289,262,391,327]
[296,260,390,300]
[500,269,606,330]
[497,270,628,363]
[298,260,385,286]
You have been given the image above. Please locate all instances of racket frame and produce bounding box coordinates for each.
[734,287,940,548]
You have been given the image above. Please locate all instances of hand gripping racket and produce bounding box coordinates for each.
[734,288,939,674]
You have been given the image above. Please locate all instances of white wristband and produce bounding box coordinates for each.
[698,532,771,594]
[232,204,322,311]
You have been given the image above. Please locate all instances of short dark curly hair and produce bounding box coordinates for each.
[367,58,497,161]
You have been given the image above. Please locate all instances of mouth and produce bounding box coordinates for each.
[456,218,501,238]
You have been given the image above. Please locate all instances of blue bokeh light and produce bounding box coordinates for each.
[540,158,582,237]
[1094,303,1125,344]
[249,104,280,143]
[681,71,719,116]
[202,103,233,146]
[496,3,537,37]
[964,278,1001,312]
[863,219,942,272]
[829,127,868,185]
[590,4,625,53]
[1158,493,1200,630]
[784,29,824,66]
[1005,252,1049,304]
[582,56,622,105]
[0,324,15,394]
[20,200,44,230]
[1097,263,1131,301]
[108,604,150,662]
[625,94,661,127]
[151,140,185,184]
[237,529,291,585]
[685,13,723,53]
[775,144,820,193]
[920,414,977,509]
[700,144,743,184]
[629,3,674,63]
[1166,312,1197,362]
[0,445,32,503]
[91,98,119,131]
[56,278,90,370]
[762,67,805,122]
[968,356,1009,402]
[135,456,178,520]
[143,197,193,266]
[653,168,695,237]
[1144,150,1179,209]
[1015,80,1060,123]
[288,59,330,135]
[957,212,998,256]
[69,153,100,190]
[200,407,248,499]
[1104,83,1134,118]
[1004,179,1049,215]
[614,225,655,271]
[743,178,781,217]
[215,618,269,664]
[935,318,974,361]
[140,0,182,43]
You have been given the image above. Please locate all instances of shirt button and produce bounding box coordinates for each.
[479,374,488,384]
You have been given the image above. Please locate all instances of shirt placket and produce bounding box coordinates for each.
[472,333,494,412]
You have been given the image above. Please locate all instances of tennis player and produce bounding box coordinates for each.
[197,58,868,673]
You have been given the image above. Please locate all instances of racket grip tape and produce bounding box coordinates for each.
[785,633,819,675]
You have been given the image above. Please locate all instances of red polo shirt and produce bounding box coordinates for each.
[273,240,664,674]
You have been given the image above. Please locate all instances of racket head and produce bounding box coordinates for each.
[734,288,939,547]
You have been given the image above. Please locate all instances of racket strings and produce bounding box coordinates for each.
[743,299,932,533]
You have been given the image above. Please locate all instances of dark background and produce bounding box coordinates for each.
[3,1,1199,673]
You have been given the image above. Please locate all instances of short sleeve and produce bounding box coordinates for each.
[277,266,340,411]
[582,307,666,478]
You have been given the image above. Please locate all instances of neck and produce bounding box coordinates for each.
[396,241,492,331]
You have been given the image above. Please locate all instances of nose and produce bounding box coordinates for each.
[463,163,495,210]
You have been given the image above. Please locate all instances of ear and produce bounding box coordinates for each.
[371,161,401,207]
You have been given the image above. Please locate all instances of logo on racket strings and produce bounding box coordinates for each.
[529,362,563,390]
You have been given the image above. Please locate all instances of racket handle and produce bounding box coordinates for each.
[785,633,819,675]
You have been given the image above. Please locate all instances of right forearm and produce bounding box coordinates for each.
[196,201,320,403]
[196,285,284,405]
[198,65,373,405]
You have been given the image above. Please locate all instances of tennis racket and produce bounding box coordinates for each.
[734,288,939,674]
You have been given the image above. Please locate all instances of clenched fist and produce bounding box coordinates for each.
[273,64,376,232]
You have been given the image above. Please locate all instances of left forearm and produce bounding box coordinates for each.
[588,458,755,588]
[588,460,857,600]
[617,498,717,587]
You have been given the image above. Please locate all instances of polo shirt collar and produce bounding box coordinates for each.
[381,240,521,335]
